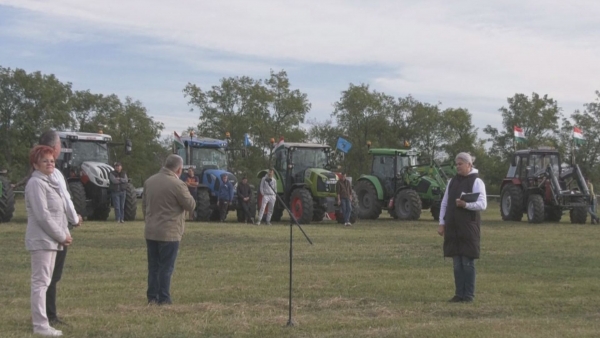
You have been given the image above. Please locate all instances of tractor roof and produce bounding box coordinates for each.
[276,142,330,150]
[181,136,227,148]
[57,131,112,142]
[369,148,418,156]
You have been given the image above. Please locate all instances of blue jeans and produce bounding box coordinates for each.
[453,256,476,300]
[112,191,126,221]
[341,197,352,223]
[146,240,179,304]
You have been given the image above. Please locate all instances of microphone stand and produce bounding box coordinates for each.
[264,179,312,327]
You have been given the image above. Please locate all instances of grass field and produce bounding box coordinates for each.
[1,200,600,337]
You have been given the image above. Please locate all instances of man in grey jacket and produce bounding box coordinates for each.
[143,154,196,305]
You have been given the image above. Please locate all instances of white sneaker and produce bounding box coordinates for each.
[34,327,63,336]
[256,221,261,225]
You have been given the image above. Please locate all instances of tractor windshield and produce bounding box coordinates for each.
[397,155,418,174]
[529,153,560,177]
[189,147,228,171]
[70,141,109,167]
[291,148,329,174]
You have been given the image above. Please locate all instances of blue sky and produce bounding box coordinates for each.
[1,0,599,140]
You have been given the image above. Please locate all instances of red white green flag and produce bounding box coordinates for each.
[574,127,585,145]
[514,126,525,143]
[174,131,184,149]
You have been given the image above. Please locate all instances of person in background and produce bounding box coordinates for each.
[143,154,196,305]
[180,167,199,221]
[217,173,234,222]
[586,177,598,224]
[25,145,73,337]
[109,162,128,223]
[236,176,254,224]
[437,152,487,303]
[336,172,353,226]
[257,169,276,225]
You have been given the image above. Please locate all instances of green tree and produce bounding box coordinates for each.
[441,107,479,159]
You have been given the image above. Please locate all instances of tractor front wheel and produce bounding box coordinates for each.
[526,194,544,223]
[194,189,212,222]
[123,183,138,221]
[570,198,587,224]
[290,189,313,224]
[394,189,422,220]
[501,183,523,221]
[354,180,382,220]
[68,181,87,218]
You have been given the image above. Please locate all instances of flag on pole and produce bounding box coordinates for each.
[243,133,253,147]
[274,136,284,149]
[174,131,184,149]
[336,136,352,154]
[574,127,585,145]
[514,126,526,143]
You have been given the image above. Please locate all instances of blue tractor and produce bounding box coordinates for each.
[175,135,243,221]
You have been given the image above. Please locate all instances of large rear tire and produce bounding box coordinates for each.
[501,183,523,221]
[394,189,421,220]
[194,189,212,222]
[570,198,587,224]
[354,180,382,220]
[68,181,87,218]
[526,194,544,224]
[0,176,15,223]
[123,183,137,221]
[290,188,313,224]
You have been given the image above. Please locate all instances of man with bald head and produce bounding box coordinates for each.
[143,154,196,305]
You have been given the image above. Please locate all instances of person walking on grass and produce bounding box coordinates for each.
[437,152,487,303]
[109,162,128,223]
[257,169,276,225]
[25,145,74,337]
[143,154,196,305]
[336,172,353,226]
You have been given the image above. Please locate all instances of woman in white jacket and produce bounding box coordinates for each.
[25,145,72,337]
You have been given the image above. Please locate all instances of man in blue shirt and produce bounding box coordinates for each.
[217,174,234,222]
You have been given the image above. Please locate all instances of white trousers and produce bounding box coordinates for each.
[258,195,276,222]
[30,250,57,331]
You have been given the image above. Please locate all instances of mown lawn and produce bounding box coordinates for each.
[1,200,600,337]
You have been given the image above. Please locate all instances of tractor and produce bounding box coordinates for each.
[354,148,453,221]
[0,169,15,223]
[257,140,358,224]
[175,135,255,222]
[57,131,137,221]
[500,148,590,224]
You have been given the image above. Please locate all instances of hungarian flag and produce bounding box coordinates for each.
[574,127,585,145]
[274,136,284,149]
[514,126,526,143]
[174,131,184,149]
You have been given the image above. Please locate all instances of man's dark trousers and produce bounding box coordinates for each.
[147,240,179,305]
[46,246,67,321]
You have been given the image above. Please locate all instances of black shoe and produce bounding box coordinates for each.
[49,317,69,326]
[448,296,463,303]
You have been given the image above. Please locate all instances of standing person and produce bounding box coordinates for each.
[586,177,598,224]
[25,145,73,337]
[217,173,234,222]
[143,154,196,305]
[109,162,128,223]
[236,176,254,224]
[257,169,276,225]
[437,152,487,303]
[336,172,353,226]
[180,167,199,221]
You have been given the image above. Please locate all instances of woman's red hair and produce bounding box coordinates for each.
[29,145,55,166]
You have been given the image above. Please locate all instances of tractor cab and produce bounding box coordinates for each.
[370,149,418,200]
[507,149,561,183]
[273,143,333,192]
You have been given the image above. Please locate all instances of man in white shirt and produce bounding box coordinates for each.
[257,169,277,225]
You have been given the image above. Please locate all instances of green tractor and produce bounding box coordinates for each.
[257,141,358,224]
[354,148,454,221]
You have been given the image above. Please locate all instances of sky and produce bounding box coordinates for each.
[1,0,599,140]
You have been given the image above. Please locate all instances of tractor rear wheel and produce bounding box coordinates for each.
[194,189,212,222]
[354,180,382,220]
[290,188,313,224]
[526,194,544,223]
[123,183,138,221]
[0,176,15,223]
[68,181,87,218]
[501,184,524,221]
[569,198,587,224]
[394,189,422,220]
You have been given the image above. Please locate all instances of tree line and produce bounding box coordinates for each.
[2,65,599,193]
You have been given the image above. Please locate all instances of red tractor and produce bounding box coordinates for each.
[500,149,590,224]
